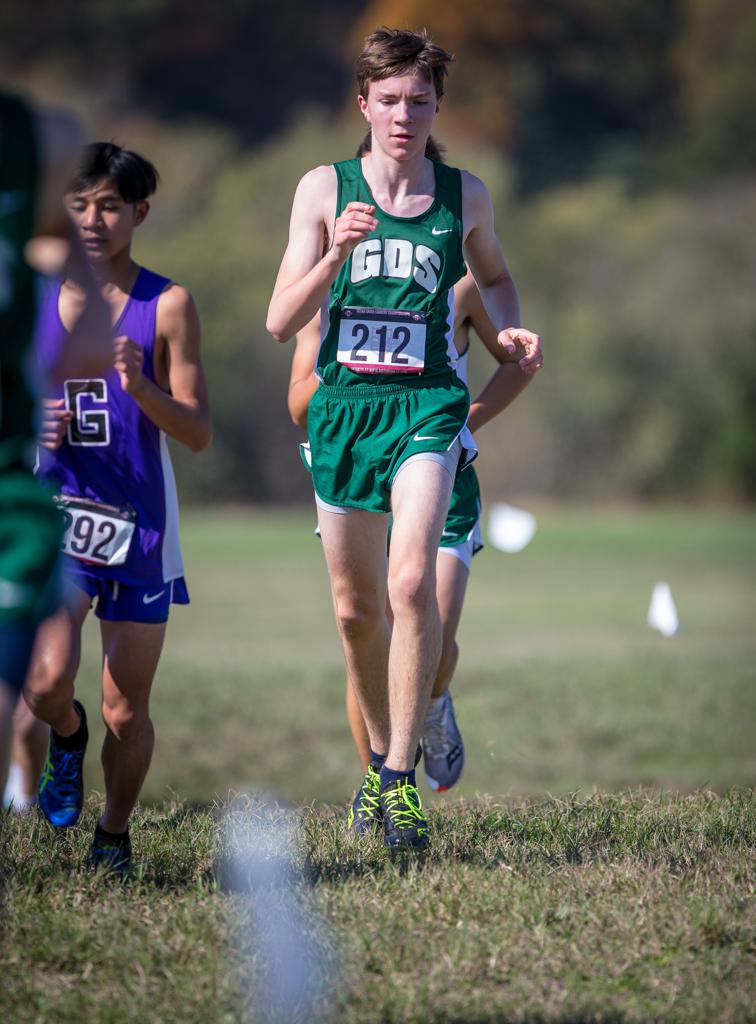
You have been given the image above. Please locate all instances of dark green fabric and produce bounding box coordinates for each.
[318,157,466,388]
[0,89,40,473]
[306,375,471,513]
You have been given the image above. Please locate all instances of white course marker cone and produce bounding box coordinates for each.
[487,503,537,553]
[647,581,679,637]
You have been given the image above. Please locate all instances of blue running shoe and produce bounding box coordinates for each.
[38,699,87,828]
[88,826,132,879]
[422,689,464,792]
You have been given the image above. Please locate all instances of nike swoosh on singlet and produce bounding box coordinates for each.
[413,434,439,442]
[431,227,453,235]
[142,590,166,605]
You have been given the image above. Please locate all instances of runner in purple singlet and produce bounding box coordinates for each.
[22,142,211,875]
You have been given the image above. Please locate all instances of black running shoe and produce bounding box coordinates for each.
[347,764,382,836]
[88,826,132,879]
[380,778,429,851]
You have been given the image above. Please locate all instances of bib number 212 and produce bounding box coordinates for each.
[337,307,426,374]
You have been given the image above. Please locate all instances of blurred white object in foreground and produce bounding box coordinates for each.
[224,799,332,1023]
[487,503,537,553]
[647,581,679,637]
[3,762,35,812]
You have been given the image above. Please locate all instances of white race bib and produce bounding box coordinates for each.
[337,307,426,374]
[54,495,136,567]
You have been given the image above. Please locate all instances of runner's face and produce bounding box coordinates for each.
[65,178,148,264]
[358,72,439,161]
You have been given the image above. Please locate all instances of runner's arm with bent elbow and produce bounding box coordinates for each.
[461,173,542,378]
[287,313,322,429]
[115,285,211,452]
[457,274,539,434]
[267,166,377,342]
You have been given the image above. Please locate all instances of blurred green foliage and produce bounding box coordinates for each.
[1,0,753,502]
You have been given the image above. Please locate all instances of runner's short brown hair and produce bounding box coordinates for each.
[356,27,454,100]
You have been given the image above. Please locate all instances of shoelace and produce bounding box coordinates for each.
[39,757,55,793]
[383,782,426,830]
[357,767,381,815]
[48,749,83,800]
[94,839,129,857]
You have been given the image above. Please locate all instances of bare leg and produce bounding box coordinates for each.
[24,587,91,735]
[318,507,391,756]
[344,545,471,766]
[385,459,454,771]
[431,553,470,698]
[345,676,371,770]
[10,699,49,801]
[99,620,166,834]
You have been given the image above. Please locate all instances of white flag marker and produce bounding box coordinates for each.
[647,581,679,637]
[224,798,333,1023]
[487,503,537,553]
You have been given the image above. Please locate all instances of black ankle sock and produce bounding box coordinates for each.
[95,823,129,842]
[53,701,88,751]
[379,766,416,789]
[369,749,387,770]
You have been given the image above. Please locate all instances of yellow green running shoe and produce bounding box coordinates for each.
[379,778,429,850]
[347,764,382,836]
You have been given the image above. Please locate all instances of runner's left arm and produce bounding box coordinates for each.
[114,284,212,452]
[457,274,539,433]
[461,172,542,376]
[287,313,322,429]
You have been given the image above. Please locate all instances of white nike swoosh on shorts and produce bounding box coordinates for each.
[142,590,166,605]
[413,434,439,441]
[431,227,453,235]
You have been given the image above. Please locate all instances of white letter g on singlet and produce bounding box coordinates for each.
[351,239,382,283]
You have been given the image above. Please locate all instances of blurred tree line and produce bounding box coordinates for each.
[1,0,754,502]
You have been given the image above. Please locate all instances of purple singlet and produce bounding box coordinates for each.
[36,267,186,590]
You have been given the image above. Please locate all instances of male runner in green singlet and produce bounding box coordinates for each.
[0,90,109,794]
[268,28,542,850]
[290,265,539,791]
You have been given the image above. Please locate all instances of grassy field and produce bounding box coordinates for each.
[2,505,755,1022]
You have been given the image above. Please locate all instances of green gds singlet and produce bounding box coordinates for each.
[317,158,467,388]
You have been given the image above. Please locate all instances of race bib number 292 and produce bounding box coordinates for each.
[54,495,136,567]
[337,307,426,374]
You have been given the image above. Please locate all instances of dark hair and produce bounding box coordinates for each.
[356,27,454,100]
[356,130,445,163]
[69,142,158,203]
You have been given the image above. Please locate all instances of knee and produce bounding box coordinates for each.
[388,562,435,617]
[102,698,149,743]
[333,593,384,643]
[24,655,76,713]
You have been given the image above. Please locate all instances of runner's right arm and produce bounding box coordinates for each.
[266,166,377,342]
[287,313,321,429]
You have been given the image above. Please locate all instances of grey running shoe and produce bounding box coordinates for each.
[422,689,464,792]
